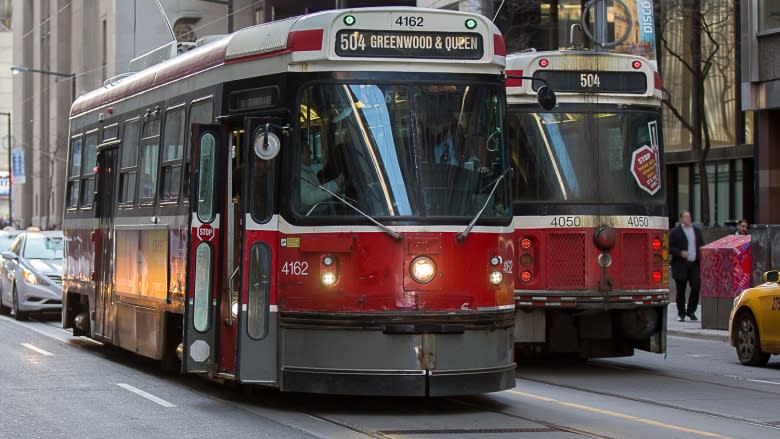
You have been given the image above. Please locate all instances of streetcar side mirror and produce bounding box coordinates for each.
[537,86,557,111]
[763,270,779,283]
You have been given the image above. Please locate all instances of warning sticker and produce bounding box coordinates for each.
[631,144,661,195]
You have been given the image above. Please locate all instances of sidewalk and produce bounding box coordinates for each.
[666,305,730,342]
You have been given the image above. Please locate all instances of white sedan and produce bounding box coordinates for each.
[0,231,64,320]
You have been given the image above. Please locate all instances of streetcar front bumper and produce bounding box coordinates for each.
[277,311,516,396]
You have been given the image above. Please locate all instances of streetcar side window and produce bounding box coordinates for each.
[119,119,141,204]
[184,99,213,204]
[79,131,99,208]
[66,135,83,209]
[102,123,118,142]
[247,243,271,340]
[139,118,161,203]
[160,106,185,203]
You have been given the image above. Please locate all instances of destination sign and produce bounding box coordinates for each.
[335,30,483,59]
[532,71,647,94]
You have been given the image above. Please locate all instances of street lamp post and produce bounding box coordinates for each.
[10,65,76,103]
[10,65,76,229]
[0,112,10,226]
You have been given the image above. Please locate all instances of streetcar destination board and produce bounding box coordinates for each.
[531,71,647,94]
[335,30,483,59]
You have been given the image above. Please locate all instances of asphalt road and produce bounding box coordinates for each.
[1,314,779,439]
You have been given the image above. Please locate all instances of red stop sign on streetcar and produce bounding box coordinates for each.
[198,224,215,242]
[630,144,661,195]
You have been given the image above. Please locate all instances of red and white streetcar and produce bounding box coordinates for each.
[506,49,669,359]
[62,7,518,396]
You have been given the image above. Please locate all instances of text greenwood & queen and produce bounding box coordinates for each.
[336,30,484,59]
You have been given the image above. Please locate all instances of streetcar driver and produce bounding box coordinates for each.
[299,142,345,211]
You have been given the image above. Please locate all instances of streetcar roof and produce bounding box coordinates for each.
[70,7,505,119]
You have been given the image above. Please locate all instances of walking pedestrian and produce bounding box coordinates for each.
[669,211,704,322]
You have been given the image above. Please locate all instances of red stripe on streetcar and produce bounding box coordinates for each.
[506,69,523,87]
[288,29,324,52]
[654,71,663,91]
[493,34,506,56]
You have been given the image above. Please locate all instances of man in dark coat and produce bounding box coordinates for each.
[669,211,704,321]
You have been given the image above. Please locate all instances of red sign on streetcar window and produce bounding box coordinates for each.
[630,144,661,195]
[198,224,215,242]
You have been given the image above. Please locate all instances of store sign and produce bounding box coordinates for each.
[631,144,661,195]
[11,148,25,185]
[0,171,8,196]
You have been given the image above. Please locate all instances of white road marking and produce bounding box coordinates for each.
[686,354,712,358]
[21,343,54,356]
[2,317,70,342]
[116,383,176,408]
[747,379,780,386]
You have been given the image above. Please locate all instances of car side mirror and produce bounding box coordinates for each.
[1,251,17,260]
[763,270,779,283]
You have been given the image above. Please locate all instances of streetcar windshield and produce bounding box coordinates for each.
[508,108,665,204]
[295,83,509,220]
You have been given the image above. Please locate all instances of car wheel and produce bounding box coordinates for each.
[0,289,10,315]
[12,284,28,321]
[735,311,770,366]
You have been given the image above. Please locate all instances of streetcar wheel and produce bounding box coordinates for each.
[735,311,770,366]
[12,285,28,321]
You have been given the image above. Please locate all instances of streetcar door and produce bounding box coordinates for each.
[235,117,281,383]
[94,144,118,339]
[183,124,227,373]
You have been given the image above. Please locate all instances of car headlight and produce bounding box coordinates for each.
[22,268,41,285]
[410,256,437,284]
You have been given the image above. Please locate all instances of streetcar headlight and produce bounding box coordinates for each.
[489,270,503,285]
[231,300,239,318]
[597,252,613,268]
[410,256,437,284]
[322,254,335,267]
[321,271,338,287]
[22,268,41,285]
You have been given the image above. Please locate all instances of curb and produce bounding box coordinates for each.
[667,329,730,342]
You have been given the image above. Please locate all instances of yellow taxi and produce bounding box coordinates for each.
[729,270,780,366]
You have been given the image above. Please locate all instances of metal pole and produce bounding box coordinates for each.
[228,0,233,33]
[0,112,11,226]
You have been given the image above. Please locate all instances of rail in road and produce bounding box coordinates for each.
[2,315,780,438]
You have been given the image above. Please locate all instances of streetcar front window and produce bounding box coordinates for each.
[295,83,509,221]
[508,109,664,204]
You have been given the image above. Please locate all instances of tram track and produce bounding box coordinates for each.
[516,370,780,433]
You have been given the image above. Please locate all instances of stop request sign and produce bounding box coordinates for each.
[630,144,661,195]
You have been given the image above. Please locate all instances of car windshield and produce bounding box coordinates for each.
[23,235,64,259]
[507,108,665,204]
[294,82,509,221]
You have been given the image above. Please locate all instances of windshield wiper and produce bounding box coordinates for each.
[300,176,402,241]
[456,167,511,242]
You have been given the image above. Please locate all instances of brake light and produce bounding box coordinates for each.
[652,271,662,283]
[520,270,533,283]
[520,237,533,250]
[651,238,662,252]
[632,60,642,69]
[539,58,549,68]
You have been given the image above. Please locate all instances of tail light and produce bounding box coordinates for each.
[651,235,667,285]
[518,236,536,285]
